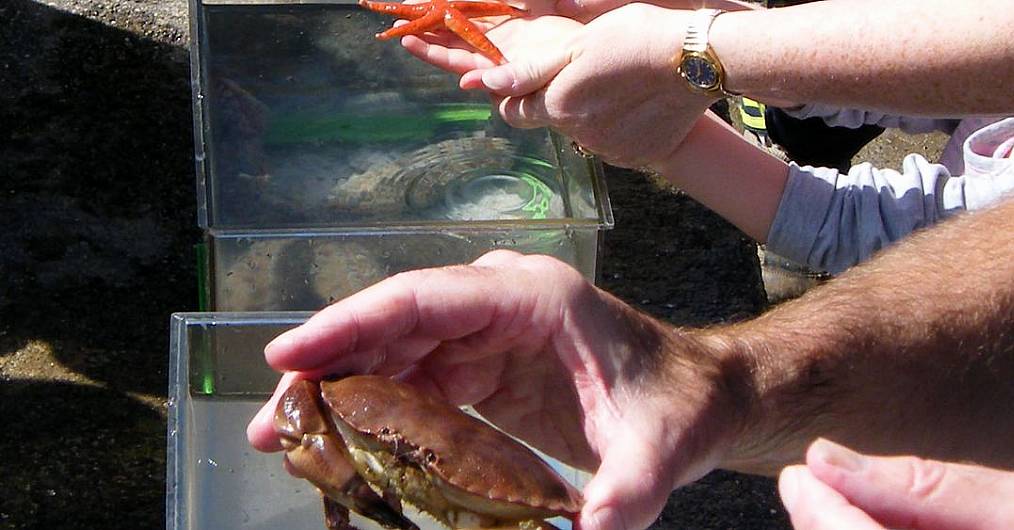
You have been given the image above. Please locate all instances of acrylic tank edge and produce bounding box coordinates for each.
[166,314,189,530]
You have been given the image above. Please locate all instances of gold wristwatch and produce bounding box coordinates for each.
[674,8,737,97]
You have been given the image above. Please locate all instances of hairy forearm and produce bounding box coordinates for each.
[712,0,1014,115]
[709,197,1014,474]
[649,112,789,242]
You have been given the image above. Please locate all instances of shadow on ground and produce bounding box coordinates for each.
[1,0,198,392]
[0,1,786,528]
[2,1,196,528]
[0,381,166,528]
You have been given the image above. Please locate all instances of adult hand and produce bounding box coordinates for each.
[422,3,716,169]
[555,0,760,23]
[247,250,748,530]
[780,439,1014,530]
[400,14,583,76]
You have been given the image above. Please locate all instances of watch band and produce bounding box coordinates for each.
[683,8,723,54]
[678,8,739,97]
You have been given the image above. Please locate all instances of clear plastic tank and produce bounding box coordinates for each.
[189,0,612,311]
[167,313,589,530]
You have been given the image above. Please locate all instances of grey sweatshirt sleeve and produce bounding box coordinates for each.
[766,156,1014,275]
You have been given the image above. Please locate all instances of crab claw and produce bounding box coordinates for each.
[276,380,420,530]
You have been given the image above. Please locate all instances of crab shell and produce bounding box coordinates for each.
[275,375,584,529]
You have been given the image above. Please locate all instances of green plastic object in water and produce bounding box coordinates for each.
[264,102,493,145]
[519,173,554,220]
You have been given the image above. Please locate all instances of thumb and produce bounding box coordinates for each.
[805,438,1014,530]
[473,48,571,97]
[778,465,884,530]
[578,432,673,530]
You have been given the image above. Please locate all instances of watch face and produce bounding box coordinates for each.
[681,55,719,90]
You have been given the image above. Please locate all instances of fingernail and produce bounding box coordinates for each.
[778,465,802,512]
[811,438,865,473]
[264,334,292,356]
[482,67,515,92]
[585,507,621,530]
[247,403,274,448]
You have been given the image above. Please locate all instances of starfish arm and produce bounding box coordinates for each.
[448,1,527,18]
[375,8,445,40]
[358,0,430,19]
[442,7,507,64]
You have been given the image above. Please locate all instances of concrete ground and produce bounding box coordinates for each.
[0,1,943,529]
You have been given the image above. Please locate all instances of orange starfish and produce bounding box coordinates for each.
[359,0,527,65]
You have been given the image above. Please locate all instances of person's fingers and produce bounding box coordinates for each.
[479,47,571,96]
[556,0,749,19]
[498,91,552,129]
[470,248,525,267]
[367,336,443,376]
[577,430,674,530]
[402,27,460,48]
[459,68,489,90]
[246,372,304,452]
[418,346,508,405]
[806,438,1014,530]
[261,271,482,370]
[554,0,626,20]
[401,34,497,75]
[778,465,884,530]
[264,265,548,372]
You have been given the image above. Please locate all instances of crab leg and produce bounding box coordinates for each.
[323,497,355,530]
[455,522,566,530]
[443,5,507,64]
[276,380,419,530]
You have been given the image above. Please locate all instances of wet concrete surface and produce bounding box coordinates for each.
[1,1,943,529]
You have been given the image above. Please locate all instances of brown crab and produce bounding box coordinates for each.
[275,375,584,530]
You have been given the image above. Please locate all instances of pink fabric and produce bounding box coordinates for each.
[991,137,1014,159]
[938,117,1005,175]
